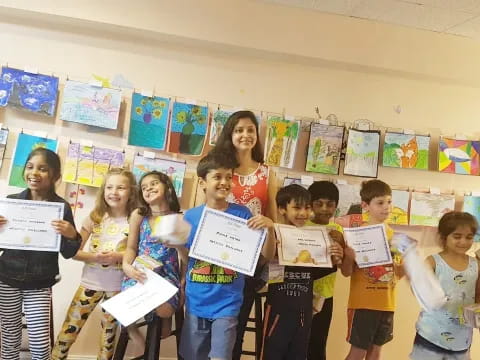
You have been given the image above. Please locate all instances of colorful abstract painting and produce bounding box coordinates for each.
[132,154,187,196]
[306,123,344,174]
[0,128,8,169]
[167,102,208,155]
[63,143,125,187]
[8,133,58,187]
[265,116,300,168]
[383,133,429,170]
[60,80,122,130]
[209,109,232,146]
[343,129,380,178]
[0,67,59,116]
[335,183,362,218]
[438,137,480,175]
[128,93,170,149]
[463,196,480,241]
[409,192,455,227]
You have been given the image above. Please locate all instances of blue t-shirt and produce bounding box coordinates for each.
[184,203,252,319]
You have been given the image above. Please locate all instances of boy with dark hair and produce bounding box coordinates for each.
[261,184,343,360]
[307,180,351,360]
[180,152,267,360]
[342,179,404,360]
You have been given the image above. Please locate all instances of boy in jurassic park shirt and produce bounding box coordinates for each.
[342,180,405,360]
[179,152,273,360]
[261,184,344,360]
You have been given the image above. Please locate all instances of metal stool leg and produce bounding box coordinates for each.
[113,326,130,360]
[144,316,162,360]
[254,294,264,360]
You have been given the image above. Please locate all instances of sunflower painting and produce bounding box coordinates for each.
[128,93,170,150]
[167,102,209,155]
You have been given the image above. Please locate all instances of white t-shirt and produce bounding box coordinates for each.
[80,215,128,292]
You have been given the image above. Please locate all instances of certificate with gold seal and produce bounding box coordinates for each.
[189,207,267,276]
[274,224,333,268]
[0,198,64,252]
[343,223,392,268]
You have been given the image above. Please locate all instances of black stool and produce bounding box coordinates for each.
[241,291,266,359]
[113,307,184,360]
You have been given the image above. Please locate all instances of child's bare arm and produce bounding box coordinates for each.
[122,210,146,282]
[340,245,356,277]
[476,258,480,303]
[72,226,94,262]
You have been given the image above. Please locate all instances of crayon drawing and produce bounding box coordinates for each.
[60,80,122,130]
[128,93,170,150]
[132,154,187,196]
[168,102,208,155]
[209,110,232,146]
[8,133,58,187]
[409,192,455,226]
[383,133,429,170]
[335,183,362,218]
[343,129,380,178]
[282,177,308,189]
[63,143,125,187]
[306,123,344,174]
[438,137,480,175]
[265,116,300,169]
[1,67,59,116]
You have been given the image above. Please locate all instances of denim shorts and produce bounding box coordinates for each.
[179,311,238,360]
[410,334,470,360]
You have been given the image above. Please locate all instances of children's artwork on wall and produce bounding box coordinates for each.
[0,128,9,169]
[65,183,97,222]
[463,196,480,241]
[128,93,170,150]
[265,116,300,168]
[335,183,362,218]
[383,133,429,170]
[8,133,58,187]
[409,192,455,227]
[60,80,122,130]
[343,129,380,178]
[132,154,187,196]
[167,102,208,155]
[63,143,125,187]
[282,177,308,189]
[209,109,232,146]
[1,67,59,116]
[334,214,363,228]
[306,123,344,174]
[438,137,480,175]
[0,78,13,106]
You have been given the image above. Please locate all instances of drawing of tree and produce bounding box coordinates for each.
[312,138,322,164]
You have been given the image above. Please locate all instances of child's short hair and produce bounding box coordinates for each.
[308,181,339,204]
[438,211,478,245]
[276,184,311,209]
[197,152,236,179]
[360,179,392,203]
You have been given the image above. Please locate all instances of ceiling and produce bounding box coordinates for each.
[261,0,480,40]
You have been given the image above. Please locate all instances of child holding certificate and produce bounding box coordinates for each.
[342,180,404,360]
[410,212,480,360]
[52,168,137,360]
[0,148,81,360]
[122,171,184,348]
[307,180,351,360]
[180,152,267,360]
[261,184,343,360]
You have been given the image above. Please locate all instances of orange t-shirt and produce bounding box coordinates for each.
[347,224,401,311]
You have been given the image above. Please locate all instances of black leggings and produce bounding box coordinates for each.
[307,297,333,360]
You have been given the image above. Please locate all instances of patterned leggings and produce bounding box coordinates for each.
[0,281,52,360]
[52,285,118,360]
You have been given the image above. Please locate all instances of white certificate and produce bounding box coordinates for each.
[274,224,332,268]
[0,198,64,252]
[101,269,178,326]
[189,207,267,276]
[343,224,392,268]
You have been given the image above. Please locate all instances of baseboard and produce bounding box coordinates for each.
[20,355,176,360]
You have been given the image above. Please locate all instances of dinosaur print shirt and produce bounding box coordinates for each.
[184,204,252,319]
